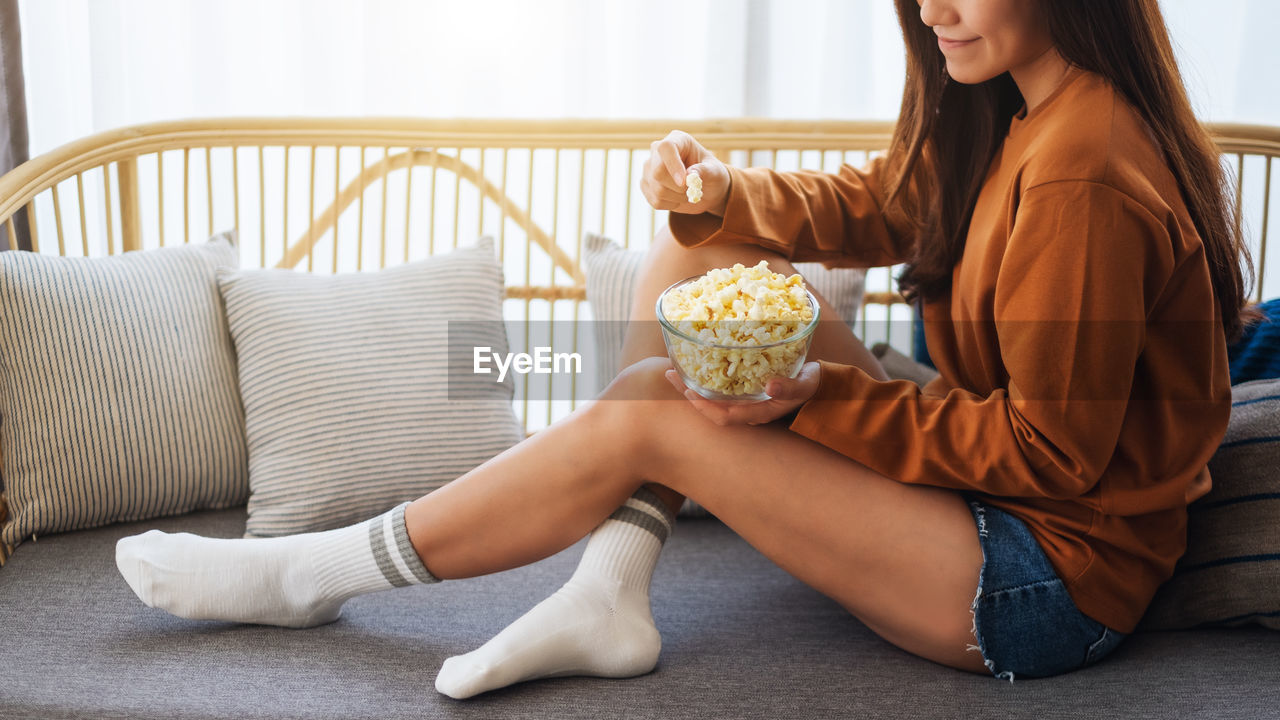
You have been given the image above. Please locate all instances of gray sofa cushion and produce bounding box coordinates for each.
[2,509,1278,719]
[1141,377,1280,630]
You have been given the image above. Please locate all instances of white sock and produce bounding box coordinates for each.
[435,487,676,699]
[115,502,437,628]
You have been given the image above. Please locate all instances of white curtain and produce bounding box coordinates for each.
[20,0,1278,158]
[19,0,714,155]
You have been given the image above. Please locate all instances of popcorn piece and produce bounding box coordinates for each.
[685,171,703,204]
[660,261,815,398]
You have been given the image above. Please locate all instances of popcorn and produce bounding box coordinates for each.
[658,261,816,399]
[685,171,703,204]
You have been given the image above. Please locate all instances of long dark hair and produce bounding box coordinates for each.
[886,0,1254,341]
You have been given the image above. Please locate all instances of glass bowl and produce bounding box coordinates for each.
[655,275,820,403]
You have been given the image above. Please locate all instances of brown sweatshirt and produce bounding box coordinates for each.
[668,66,1232,633]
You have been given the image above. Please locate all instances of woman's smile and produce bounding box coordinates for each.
[937,34,979,51]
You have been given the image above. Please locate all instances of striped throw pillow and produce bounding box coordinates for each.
[219,238,523,537]
[0,233,249,552]
[1140,377,1280,630]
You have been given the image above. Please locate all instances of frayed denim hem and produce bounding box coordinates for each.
[966,500,1016,683]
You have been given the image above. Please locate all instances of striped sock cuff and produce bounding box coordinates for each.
[608,487,676,544]
[369,502,439,587]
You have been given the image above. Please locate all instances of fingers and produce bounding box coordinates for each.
[655,137,687,187]
[665,369,686,394]
[683,391,735,426]
[699,398,782,427]
[642,130,709,211]
[764,377,795,400]
[666,370,730,423]
[672,384,802,427]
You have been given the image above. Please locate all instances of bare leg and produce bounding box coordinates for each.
[405,357,985,673]
[117,355,984,676]
[431,229,954,697]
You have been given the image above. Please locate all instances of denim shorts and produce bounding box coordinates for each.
[965,497,1127,681]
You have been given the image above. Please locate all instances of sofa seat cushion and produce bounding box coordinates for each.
[2,511,1279,719]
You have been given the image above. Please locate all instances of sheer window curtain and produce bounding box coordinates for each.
[19,0,912,158]
[0,0,25,250]
[15,0,1280,308]
[17,0,1280,159]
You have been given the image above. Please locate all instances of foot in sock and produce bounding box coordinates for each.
[115,502,437,627]
[436,487,676,699]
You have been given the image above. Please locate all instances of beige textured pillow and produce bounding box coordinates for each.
[218,238,523,537]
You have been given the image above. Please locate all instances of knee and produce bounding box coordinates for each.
[640,225,687,271]
[586,356,684,451]
[588,356,701,461]
[644,224,782,277]
[651,224,681,252]
[599,356,680,402]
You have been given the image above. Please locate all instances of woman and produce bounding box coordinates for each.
[115,0,1252,696]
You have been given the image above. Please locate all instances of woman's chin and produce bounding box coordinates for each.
[944,62,999,85]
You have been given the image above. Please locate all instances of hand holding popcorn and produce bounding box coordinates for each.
[665,361,821,426]
[641,130,729,215]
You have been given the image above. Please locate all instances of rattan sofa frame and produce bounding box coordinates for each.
[0,117,1275,562]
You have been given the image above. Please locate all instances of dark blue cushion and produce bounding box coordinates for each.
[1229,299,1280,385]
[912,302,936,370]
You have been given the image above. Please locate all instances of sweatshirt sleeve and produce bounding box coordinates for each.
[788,181,1170,499]
[667,155,914,268]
